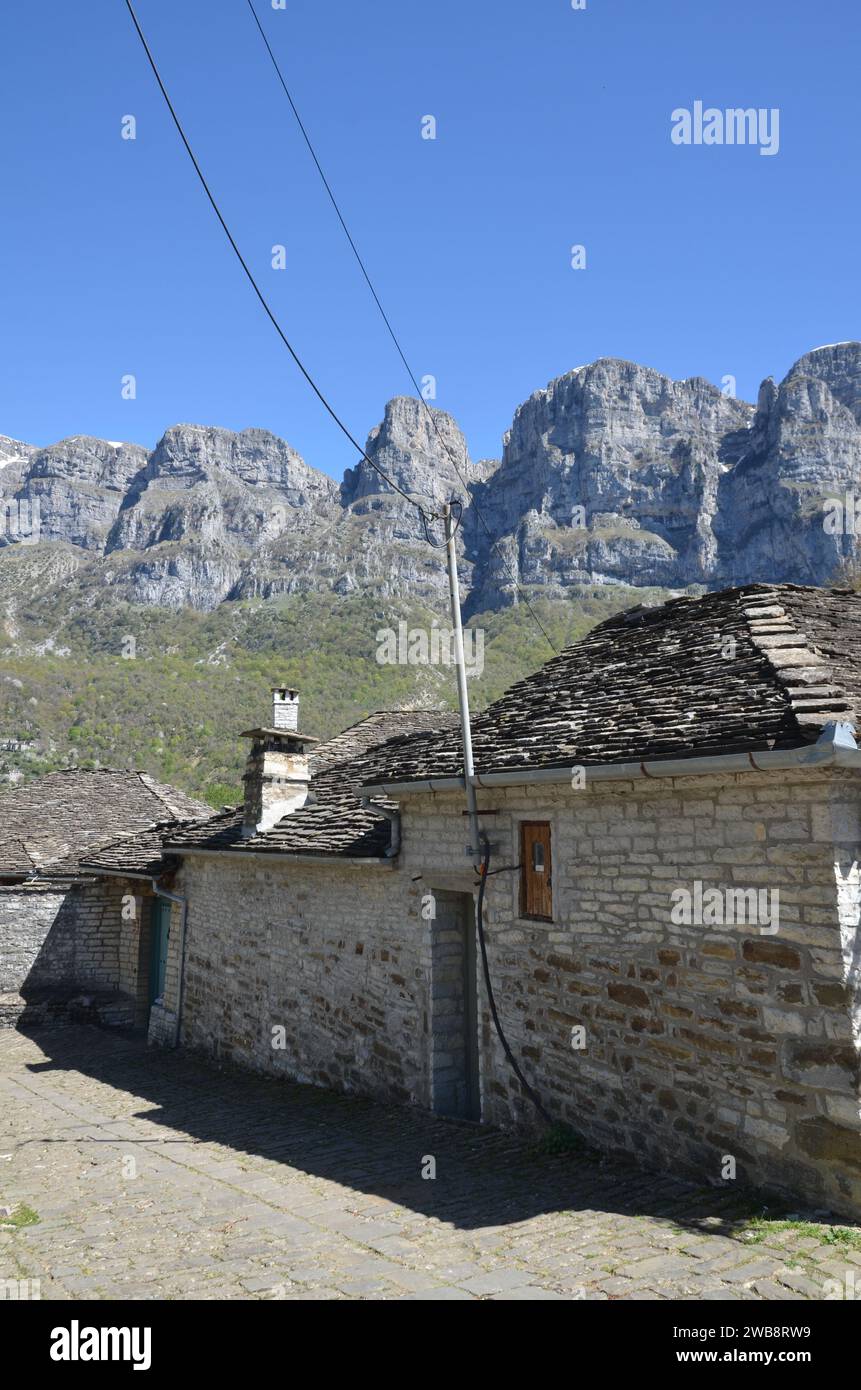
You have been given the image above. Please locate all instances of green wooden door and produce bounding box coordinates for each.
[148,900,171,1008]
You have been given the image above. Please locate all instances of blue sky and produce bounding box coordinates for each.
[1,0,857,476]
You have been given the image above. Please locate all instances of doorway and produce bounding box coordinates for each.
[148,898,171,1012]
[431,890,480,1122]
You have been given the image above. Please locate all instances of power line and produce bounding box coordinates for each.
[245,0,559,657]
[123,0,438,525]
[245,0,424,428]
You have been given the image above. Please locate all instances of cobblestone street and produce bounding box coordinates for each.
[1,1027,858,1302]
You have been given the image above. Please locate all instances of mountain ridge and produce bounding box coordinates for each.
[3,343,861,624]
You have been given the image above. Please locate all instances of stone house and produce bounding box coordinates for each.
[0,769,208,1027]
[62,586,861,1217]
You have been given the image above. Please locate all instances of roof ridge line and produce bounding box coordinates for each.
[11,838,38,874]
[740,593,855,736]
[136,771,190,819]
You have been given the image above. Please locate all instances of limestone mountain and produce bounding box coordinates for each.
[466,343,861,610]
[0,397,489,621]
[3,343,861,632]
[714,343,861,586]
[465,357,752,611]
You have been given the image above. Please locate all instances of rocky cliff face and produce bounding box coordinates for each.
[335,396,493,597]
[0,436,37,474]
[466,343,861,610]
[3,344,861,621]
[2,436,148,551]
[466,358,753,611]
[714,344,861,586]
[102,424,340,609]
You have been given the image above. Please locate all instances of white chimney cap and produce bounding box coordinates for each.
[272,687,299,731]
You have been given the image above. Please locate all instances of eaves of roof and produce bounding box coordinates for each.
[167,845,395,868]
[360,728,861,796]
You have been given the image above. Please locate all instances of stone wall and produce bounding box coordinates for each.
[0,877,153,1028]
[170,766,861,1220]
[174,855,424,1106]
[398,767,861,1220]
[0,885,68,993]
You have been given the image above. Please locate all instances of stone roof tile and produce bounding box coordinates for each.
[361,583,861,786]
[164,709,456,860]
[0,769,210,878]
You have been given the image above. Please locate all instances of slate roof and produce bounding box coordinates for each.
[360,584,861,787]
[0,839,36,879]
[77,823,182,878]
[309,709,457,774]
[163,776,396,861]
[0,769,210,879]
[94,710,457,867]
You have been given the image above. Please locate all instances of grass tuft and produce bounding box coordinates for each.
[740,1207,861,1250]
[533,1122,589,1156]
[1,1203,40,1230]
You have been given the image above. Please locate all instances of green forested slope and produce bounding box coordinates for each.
[0,583,672,806]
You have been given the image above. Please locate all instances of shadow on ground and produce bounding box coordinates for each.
[14,1023,806,1237]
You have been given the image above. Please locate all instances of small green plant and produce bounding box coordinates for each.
[822,1225,861,1251]
[740,1208,861,1250]
[533,1122,587,1156]
[1,1203,39,1230]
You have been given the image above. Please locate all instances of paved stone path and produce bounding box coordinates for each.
[1,1027,858,1301]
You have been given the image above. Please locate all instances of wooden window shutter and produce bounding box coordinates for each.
[520,821,553,920]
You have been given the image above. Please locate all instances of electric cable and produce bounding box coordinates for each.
[124,0,440,526]
[244,0,560,656]
[125,0,560,1130]
[475,839,554,1126]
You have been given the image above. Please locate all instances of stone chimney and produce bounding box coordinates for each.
[272,686,299,731]
[240,688,318,838]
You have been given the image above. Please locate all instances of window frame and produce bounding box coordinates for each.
[519,819,554,922]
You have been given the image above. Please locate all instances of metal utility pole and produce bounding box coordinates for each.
[443,501,482,861]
